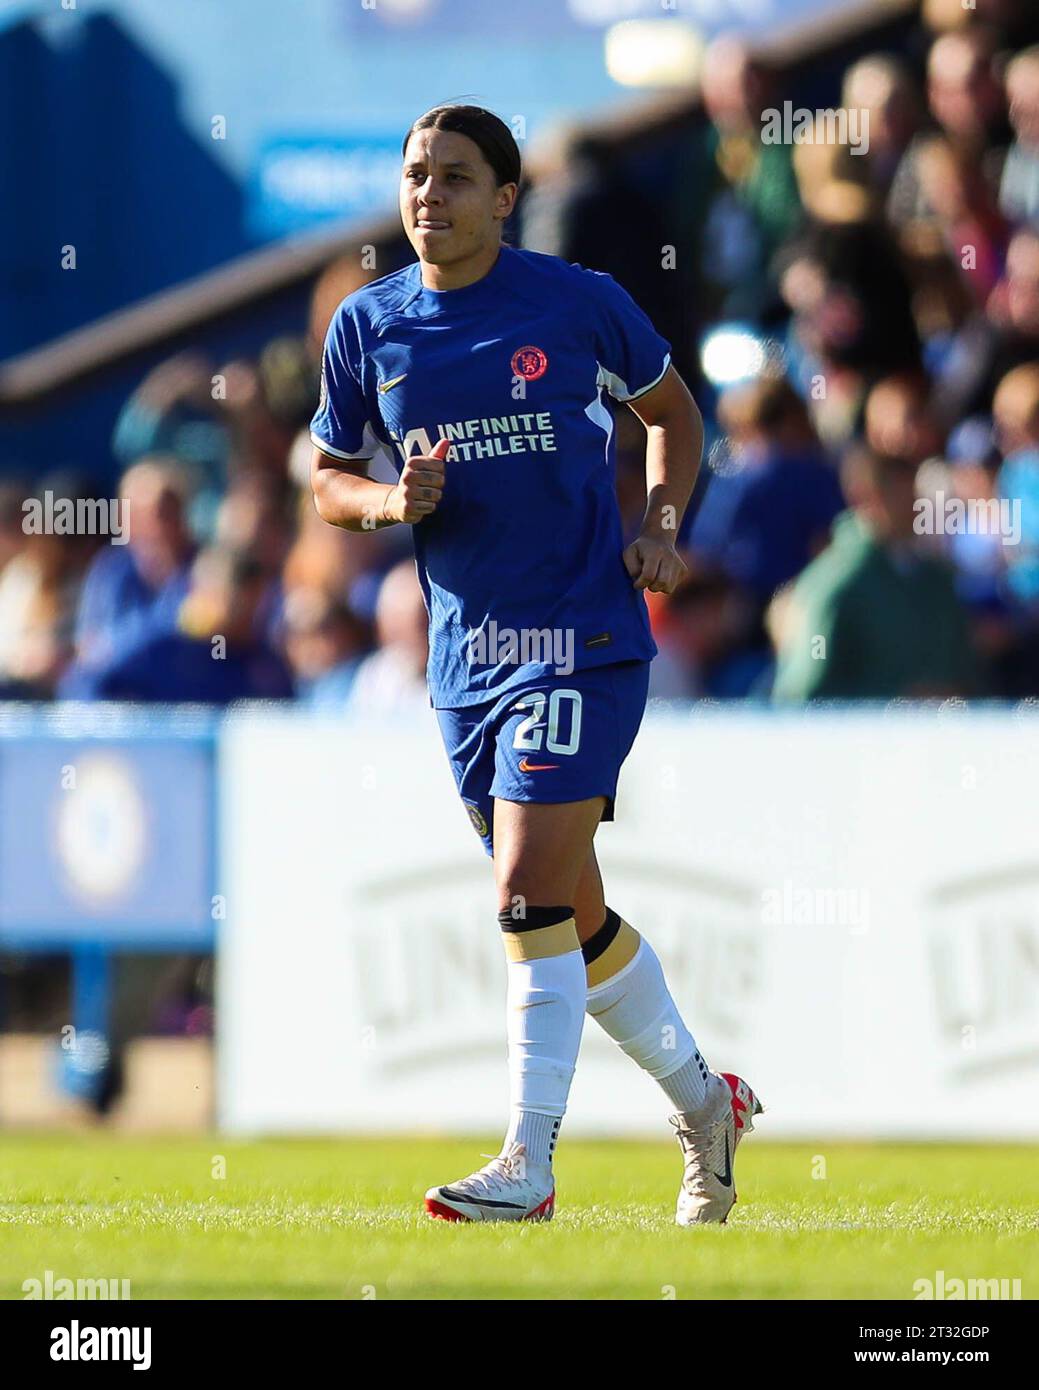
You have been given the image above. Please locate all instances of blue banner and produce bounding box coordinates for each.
[249,134,403,237]
[0,712,217,949]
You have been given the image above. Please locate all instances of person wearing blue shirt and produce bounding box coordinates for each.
[310,104,763,1226]
[72,458,196,670]
[689,377,845,607]
[62,547,293,705]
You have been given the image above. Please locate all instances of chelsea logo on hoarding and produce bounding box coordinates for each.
[55,753,147,904]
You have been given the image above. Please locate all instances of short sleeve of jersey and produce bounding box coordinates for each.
[310,304,381,461]
[588,270,672,403]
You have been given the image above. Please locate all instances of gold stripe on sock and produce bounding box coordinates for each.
[502,916,580,962]
[585,917,640,987]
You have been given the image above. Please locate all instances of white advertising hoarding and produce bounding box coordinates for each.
[218,707,1039,1138]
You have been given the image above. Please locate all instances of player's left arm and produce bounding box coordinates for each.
[622,365,703,594]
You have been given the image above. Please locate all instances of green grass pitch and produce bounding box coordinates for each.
[2,1133,1036,1299]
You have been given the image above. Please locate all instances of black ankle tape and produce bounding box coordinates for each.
[581,905,622,964]
[498,905,574,933]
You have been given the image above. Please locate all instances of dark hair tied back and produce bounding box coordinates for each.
[403,104,521,189]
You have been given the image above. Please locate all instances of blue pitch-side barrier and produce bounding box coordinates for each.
[0,704,220,1101]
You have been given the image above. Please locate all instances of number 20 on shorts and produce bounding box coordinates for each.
[511,690,582,755]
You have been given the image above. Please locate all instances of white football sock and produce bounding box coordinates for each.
[587,933,710,1114]
[501,938,586,1169]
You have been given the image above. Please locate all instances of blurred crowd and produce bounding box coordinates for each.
[0,328,430,713]
[525,0,1039,700]
[3,0,1039,706]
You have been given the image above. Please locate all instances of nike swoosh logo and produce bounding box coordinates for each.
[438,1188,526,1209]
[713,1133,733,1187]
[378,373,408,393]
[518,758,560,772]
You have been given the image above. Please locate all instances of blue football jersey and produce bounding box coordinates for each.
[310,242,669,708]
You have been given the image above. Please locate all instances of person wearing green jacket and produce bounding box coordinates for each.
[772,448,982,700]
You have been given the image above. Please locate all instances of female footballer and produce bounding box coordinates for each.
[310,104,763,1225]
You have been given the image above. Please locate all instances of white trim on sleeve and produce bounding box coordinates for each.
[310,432,374,463]
[597,352,672,403]
[310,418,387,462]
[624,352,672,403]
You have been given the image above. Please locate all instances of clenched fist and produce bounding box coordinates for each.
[622,534,688,594]
[383,436,452,524]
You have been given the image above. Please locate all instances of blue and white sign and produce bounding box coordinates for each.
[0,724,216,949]
[249,134,403,237]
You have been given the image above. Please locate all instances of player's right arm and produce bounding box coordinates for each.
[308,302,449,532]
[311,438,449,533]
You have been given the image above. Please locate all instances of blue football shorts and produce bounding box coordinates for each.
[434,659,651,858]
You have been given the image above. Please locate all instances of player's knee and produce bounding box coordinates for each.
[495,860,582,915]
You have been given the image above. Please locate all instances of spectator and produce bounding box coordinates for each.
[73,457,196,670]
[282,586,369,710]
[890,29,1008,227]
[999,45,1039,226]
[213,473,293,648]
[914,134,1011,304]
[841,55,924,197]
[938,416,1008,594]
[789,140,875,227]
[981,225,1039,397]
[0,472,104,697]
[648,562,768,699]
[776,215,921,442]
[899,226,976,389]
[912,415,1038,693]
[60,546,293,703]
[864,373,944,465]
[680,37,803,322]
[930,226,1039,420]
[689,376,845,606]
[343,559,430,716]
[771,447,981,699]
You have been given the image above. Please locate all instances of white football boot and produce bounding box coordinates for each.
[669,1071,764,1226]
[424,1141,555,1223]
